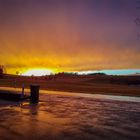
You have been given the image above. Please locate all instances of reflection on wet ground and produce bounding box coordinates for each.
[0,93,140,140]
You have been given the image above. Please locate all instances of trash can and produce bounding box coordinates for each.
[30,85,40,104]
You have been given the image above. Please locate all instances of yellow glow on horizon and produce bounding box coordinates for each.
[22,68,55,76]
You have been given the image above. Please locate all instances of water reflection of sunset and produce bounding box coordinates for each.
[1,92,140,140]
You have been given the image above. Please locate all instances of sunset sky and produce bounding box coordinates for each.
[0,0,140,74]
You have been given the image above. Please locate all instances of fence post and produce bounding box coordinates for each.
[30,85,40,104]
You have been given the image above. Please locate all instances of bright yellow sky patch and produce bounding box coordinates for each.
[22,68,55,76]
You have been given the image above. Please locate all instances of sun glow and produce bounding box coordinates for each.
[22,68,54,76]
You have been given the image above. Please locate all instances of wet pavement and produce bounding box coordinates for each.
[0,90,140,140]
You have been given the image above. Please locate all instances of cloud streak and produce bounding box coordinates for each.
[0,0,139,74]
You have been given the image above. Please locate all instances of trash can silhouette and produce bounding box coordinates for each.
[30,85,40,104]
